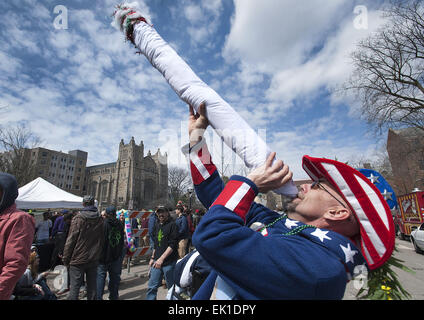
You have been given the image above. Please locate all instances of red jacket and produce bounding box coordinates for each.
[0,204,35,300]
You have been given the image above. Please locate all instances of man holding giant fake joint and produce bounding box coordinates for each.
[112,3,395,300]
[183,104,394,300]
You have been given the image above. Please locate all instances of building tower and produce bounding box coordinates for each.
[116,137,144,209]
[84,137,168,211]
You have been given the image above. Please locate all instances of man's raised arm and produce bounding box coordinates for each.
[181,103,224,209]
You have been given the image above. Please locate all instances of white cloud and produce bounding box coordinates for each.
[266,9,386,106]
[224,0,348,71]
[0,51,21,74]
[223,0,386,109]
[203,0,224,16]
[187,26,209,45]
[184,4,203,23]
[177,0,224,47]
[269,128,379,180]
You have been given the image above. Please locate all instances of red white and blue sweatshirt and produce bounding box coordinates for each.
[182,138,367,300]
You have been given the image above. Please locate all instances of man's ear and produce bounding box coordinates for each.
[323,207,350,222]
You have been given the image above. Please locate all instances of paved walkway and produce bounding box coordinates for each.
[47,238,422,300]
[116,258,168,300]
[49,257,168,300]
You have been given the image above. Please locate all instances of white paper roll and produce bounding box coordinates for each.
[132,22,298,197]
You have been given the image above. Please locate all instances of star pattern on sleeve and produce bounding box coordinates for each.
[340,243,358,264]
[285,218,299,229]
[311,228,332,242]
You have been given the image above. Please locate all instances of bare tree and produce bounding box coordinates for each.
[346,0,424,134]
[168,166,191,205]
[387,128,424,194]
[344,140,424,196]
[0,124,41,186]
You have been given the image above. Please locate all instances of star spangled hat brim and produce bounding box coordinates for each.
[302,155,395,270]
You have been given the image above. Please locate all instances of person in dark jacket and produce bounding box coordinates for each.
[175,205,189,258]
[51,212,74,295]
[96,205,125,300]
[62,195,104,300]
[50,209,70,269]
[51,209,68,239]
[146,205,179,300]
[0,172,35,300]
[147,210,157,250]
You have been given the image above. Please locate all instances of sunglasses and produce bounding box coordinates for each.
[311,180,347,209]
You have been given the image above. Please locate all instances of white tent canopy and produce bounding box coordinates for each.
[16,177,84,209]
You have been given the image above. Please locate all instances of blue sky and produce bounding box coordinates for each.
[0,0,388,180]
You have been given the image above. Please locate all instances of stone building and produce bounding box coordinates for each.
[15,137,168,211]
[387,127,424,195]
[84,137,168,210]
[27,147,88,195]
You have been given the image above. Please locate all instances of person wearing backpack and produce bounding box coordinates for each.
[62,195,104,300]
[147,206,179,300]
[96,206,125,300]
[185,208,195,254]
[175,205,189,259]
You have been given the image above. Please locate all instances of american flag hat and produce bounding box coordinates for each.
[302,155,395,270]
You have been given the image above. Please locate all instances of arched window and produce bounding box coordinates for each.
[90,181,98,198]
[100,181,108,202]
[144,178,155,201]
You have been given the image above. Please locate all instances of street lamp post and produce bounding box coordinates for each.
[188,187,194,211]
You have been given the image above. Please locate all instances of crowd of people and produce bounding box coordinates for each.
[0,171,206,300]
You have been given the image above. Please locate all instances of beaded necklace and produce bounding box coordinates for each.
[259,214,316,236]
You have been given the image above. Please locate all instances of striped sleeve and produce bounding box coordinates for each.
[210,176,258,221]
[182,138,217,185]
